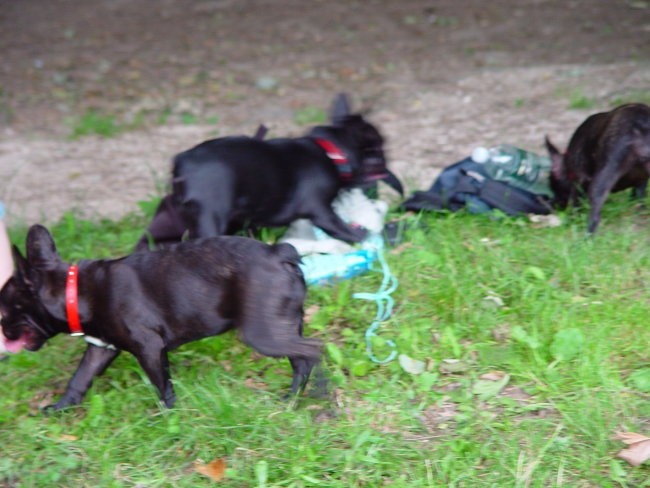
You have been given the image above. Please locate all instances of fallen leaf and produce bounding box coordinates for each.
[439,358,471,374]
[480,370,508,381]
[616,431,650,445]
[528,214,562,228]
[399,353,426,375]
[481,295,504,308]
[58,434,79,442]
[194,457,227,482]
[472,372,510,400]
[614,432,650,466]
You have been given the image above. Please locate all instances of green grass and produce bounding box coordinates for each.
[67,108,221,139]
[69,110,123,139]
[610,90,650,107]
[567,88,597,110]
[293,106,327,126]
[1,194,650,486]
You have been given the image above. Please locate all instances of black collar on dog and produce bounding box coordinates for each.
[313,138,353,181]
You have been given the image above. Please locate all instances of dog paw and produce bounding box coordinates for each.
[42,402,69,414]
[42,394,83,413]
[349,224,368,242]
[162,393,177,409]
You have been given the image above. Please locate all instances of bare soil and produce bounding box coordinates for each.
[1,0,649,224]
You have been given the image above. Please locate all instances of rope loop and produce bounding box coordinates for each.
[353,244,398,364]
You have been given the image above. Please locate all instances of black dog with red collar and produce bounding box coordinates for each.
[135,93,403,250]
[0,224,321,411]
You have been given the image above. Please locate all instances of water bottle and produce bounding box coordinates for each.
[471,144,553,196]
[298,234,384,285]
[299,248,377,285]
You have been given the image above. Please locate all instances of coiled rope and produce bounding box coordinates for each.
[353,243,398,364]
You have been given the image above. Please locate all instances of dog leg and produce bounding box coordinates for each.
[239,322,321,396]
[288,356,320,395]
[181,200,230,239]
[133,340,176,408]
[45,344,121,411]
[632,179,648,200]
[135,195,187,251]
[586,161,625,233]
[309,209,368,243]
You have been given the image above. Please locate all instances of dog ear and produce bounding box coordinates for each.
[25,225,61,270]
[330,93,352,125]
[544,136,565,179]
[253,124,269,140]
[11,244,27,281]
[9,244,41,293]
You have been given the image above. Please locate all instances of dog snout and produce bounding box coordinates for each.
[362,155,387,173]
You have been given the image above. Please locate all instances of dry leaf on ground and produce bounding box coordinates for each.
[528,214,562,228]
[480,371,508,381]
[614,432,650,467]
[398,353,426,375]
[58,434,79,442]
[194,457,227,482]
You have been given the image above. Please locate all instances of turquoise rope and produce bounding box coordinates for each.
[353,245,398,364]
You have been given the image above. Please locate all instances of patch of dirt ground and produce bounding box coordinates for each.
[1,0,649,224]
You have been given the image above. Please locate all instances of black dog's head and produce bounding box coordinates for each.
[0,225,64,352]
[311,93,403,195]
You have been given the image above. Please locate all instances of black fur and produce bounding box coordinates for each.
[545,103,650,233]
[136,94,402,250]
[0,225,321,410]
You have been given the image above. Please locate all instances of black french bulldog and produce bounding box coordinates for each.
[0,225,321,411]
[545,103,650,233]
[135,93,403,250]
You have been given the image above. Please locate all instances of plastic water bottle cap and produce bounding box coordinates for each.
[471,147,490,164]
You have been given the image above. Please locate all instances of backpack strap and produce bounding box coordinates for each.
[478,179,552,216]
[402,159,485,212]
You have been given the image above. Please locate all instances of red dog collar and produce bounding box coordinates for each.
[314,138,352,181]
[65,265,84,336]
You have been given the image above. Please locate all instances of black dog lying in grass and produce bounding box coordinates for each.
[0,225,321,410]
[136,93,403,250]
[545,103,650,233]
